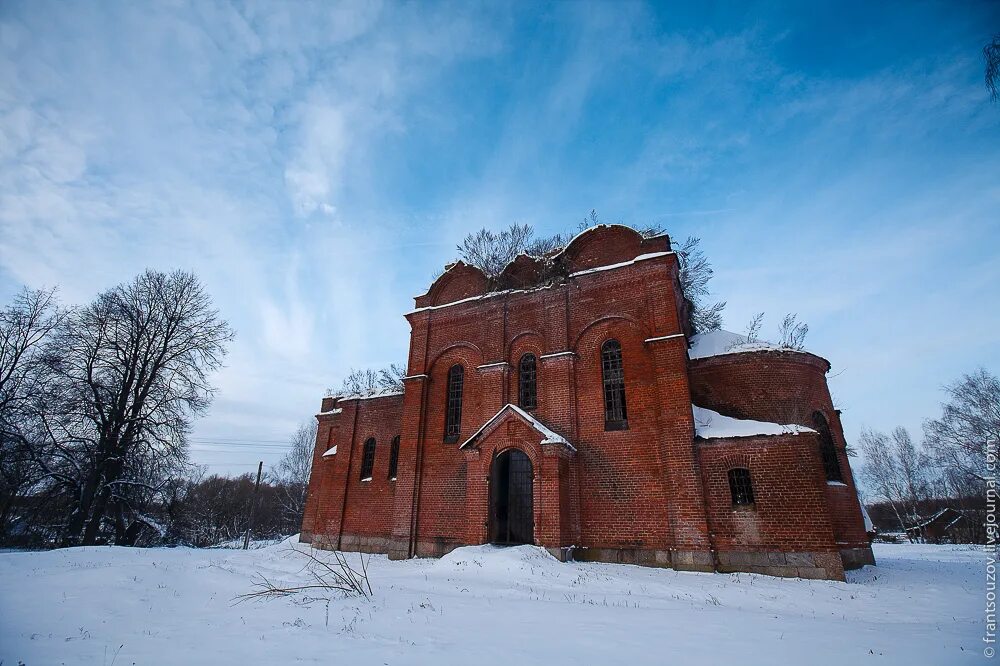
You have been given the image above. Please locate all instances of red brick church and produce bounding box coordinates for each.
[301,225,874,580]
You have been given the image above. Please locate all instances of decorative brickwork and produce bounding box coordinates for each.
[301,225,874,580]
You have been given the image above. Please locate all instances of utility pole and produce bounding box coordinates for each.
[243,460,263,550]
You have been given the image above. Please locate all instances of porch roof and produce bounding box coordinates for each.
[459,404,576,452]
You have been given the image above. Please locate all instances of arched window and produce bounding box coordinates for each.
[359,438,376,481]
[518,353,538,411]
[813,411,843,482]
[388,435,400,481]
[601,339,628,430]
[728,468,755,506]
[444,364,464,442]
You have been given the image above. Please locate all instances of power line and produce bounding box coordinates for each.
[188,438,291,444]
[189,444,291,450]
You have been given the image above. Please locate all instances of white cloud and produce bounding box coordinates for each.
[0,1,506,471]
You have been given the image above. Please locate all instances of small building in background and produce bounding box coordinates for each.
[907,508,973,544]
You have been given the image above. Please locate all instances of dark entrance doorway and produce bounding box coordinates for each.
[490,449,534,545]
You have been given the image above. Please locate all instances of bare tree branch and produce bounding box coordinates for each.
[986,34,1000,103]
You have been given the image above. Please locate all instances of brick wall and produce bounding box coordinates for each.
[689,351,871,564]
[404,246,688,558]
[697,433,846,580]
[300,394,403,552]
[301,224,872,580]
[688,350,832,426]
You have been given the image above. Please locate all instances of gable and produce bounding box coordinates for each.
[460,403,575,452]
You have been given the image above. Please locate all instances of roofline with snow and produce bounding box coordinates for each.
[459,403,576,452]
[689,347,832,373]
[406,249,674,316]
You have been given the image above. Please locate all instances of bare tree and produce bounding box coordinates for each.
[728,312,808,351]
[42,269,233,546]
[859,427,934,539]
[456,224,534,277]
[690,301,725,333]
[675,236,726,333]
[0,288,63,538]
[454,214,722,332]
[777,313,808,350]
[335,363,405,398]
[986,34,1000,102]
[860,429,907,533]
[377,363,406,393]
[524,232,571,257]
[458,212,670,278]
[336,368,380,397]
[272,421,317,526]
[743,312,764,344]
[923,368,999,485]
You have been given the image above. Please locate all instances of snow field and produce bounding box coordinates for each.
[0,540,985,665]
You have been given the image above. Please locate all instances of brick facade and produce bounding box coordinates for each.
[301,225,874,580]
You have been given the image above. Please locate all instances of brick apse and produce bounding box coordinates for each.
[300,225,874,581]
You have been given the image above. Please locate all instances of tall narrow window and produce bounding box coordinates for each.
[444,364,464,442]
[359,438,376,481]
[813,411,843,482]
[388,435,400,480]
[601,339,628,430]
[518,353,538,411]
[728,468,755,506]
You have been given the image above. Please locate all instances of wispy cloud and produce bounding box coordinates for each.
[1,1,997,474]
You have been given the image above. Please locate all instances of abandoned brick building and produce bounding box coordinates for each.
[300,225,874,580]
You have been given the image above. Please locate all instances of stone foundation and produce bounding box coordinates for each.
[716,550,845,581]
[840,545,876,570]
[300,536,851,581]
[569,547,714,572]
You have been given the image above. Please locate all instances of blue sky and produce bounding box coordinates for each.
[1,1,998,479]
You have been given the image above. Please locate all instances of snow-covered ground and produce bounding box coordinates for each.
[0,540,985,665]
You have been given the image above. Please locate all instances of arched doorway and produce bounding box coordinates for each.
[490,449,534,545]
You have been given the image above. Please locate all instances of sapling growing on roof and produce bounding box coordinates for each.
[452,213,724,333]
[777,313,808,350]
[333,363,406,398]
[744,312,764,344]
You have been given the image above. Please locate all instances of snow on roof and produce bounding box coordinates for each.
[460,404,575,451]
[322,445,338,457]
[913,507,965,529]
[410,229,672,314]
[692,405,815,439]
[567,251,673,278]
[316,408,343,417]
[408,287,530,314]
[551,223,654,260]
[860,502,874,532]
[688,329,808,360]
[335,391,405,402]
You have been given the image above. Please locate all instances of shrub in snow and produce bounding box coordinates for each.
[236,546,373,625]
